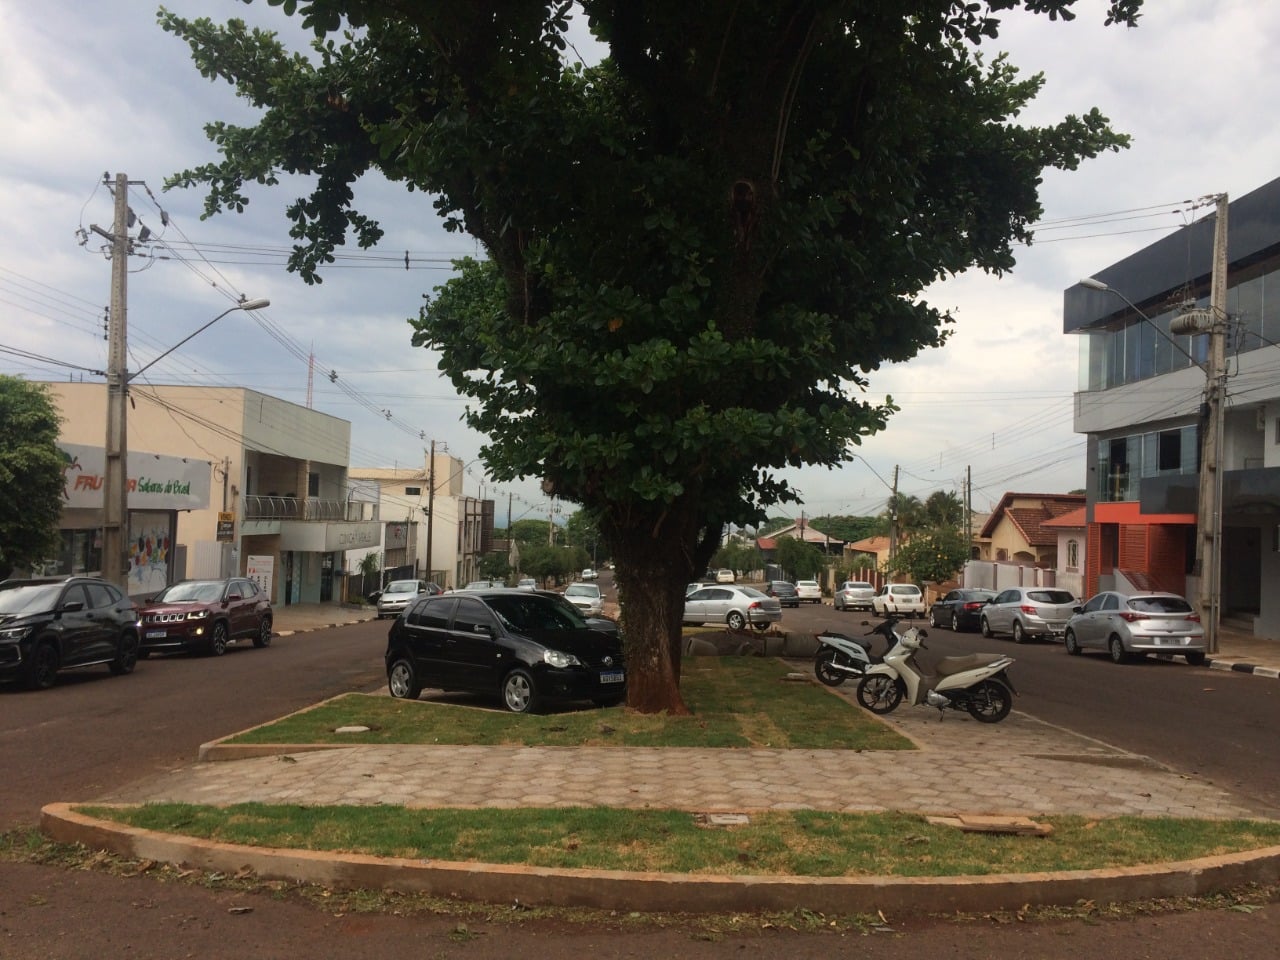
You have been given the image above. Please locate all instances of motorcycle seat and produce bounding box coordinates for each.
[934,653,1006,677]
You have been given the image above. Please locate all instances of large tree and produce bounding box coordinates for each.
[0,376,64,576]
[162,0,1140,713]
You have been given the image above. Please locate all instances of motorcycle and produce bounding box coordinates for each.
[854,621,1017,723]
[813,617,904,686]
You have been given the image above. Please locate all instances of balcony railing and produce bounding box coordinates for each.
[244,496,376,522]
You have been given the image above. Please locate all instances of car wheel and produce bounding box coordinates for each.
[726,611,746,632]
[950,612,961,632]
[502,668,540,713]
[928,608,939,628]
[23,640,59,690]
[387,657,422,699]
[207,621,229,656]
[109,631,139,675]
[1108,635,1129,664]
[1185,651,1207,666]
[1012,621,1027,644]
[980,617,993,638]
[253,618,273,648]
[1064,629,1082,656]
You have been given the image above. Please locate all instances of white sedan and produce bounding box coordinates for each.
[794,580,822,603]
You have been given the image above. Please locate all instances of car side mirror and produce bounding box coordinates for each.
[226,592,242,602]
[1073,605,1083,614]
[60,599,85,613]
[473,623,493,636]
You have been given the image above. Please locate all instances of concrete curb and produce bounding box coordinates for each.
[39,803,1280,916]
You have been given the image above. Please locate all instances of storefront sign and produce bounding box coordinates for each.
[247,555,275,598]
[58,443,212,511]
[216,512,235,542]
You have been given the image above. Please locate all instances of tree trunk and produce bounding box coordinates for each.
[609,523,700,715]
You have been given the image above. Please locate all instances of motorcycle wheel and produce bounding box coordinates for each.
[966,679,1013,723]
[814,649,847,687]
[856,674,903,714]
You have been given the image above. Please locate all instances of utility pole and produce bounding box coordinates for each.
[889,465,899,572]
[425,440,436,583]
[102,173,131,590]
[1171,193,1228,654]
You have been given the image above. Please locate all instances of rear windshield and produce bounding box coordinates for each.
[1027,590,1075,604]
[1128,596,1195,615]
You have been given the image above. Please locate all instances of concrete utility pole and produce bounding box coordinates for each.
[102,173,131,590]
[889,465,900,571]
[1172,193,1229,654]
[425,440,436,582]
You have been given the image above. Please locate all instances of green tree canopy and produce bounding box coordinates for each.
[162,0,1140,712]
[0,377,64,575]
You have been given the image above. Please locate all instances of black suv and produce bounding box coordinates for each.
[0,577,140,690]
[385,589,625,713]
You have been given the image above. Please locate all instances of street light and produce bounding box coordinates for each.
[102,297,271,589]
[1077,278,1204,370]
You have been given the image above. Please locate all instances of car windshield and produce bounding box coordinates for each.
[565,584,600,598]
[890,586,919,595]
[154,581,224,603]
[1027,590,1075,604]
[961,590,995,601]
[486,594,588,632]
[847,582,872,590]
[1129,596,1194,614]
[0,582,64,614]
[384,581,418,595]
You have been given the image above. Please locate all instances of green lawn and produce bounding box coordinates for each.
[225,657,912,750]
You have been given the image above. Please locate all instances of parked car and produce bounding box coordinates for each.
[0,577,140,690]
[833,580,876,612]
[517,578,538,591]
[870,583,925,617]
[794,579,822,603]
[683,585,782,632]
[765,580,800,608]
[928,588,996,632]
[376,579,440,619]
[464,579,505,590]
[1064,591,1207,665]
[715,568,736,584]
[137,577,273,656]
[581,568,599,581]
[980,587,1078,643]
[385,590,626,712]
[563,582,604,617]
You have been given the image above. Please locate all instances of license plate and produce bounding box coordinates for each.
[145,630,167,639]
[599,670,624,684]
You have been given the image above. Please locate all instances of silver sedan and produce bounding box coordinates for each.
[683,585,782,632]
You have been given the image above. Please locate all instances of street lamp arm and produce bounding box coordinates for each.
[1078,278,1204,372]
[128,298,270,382]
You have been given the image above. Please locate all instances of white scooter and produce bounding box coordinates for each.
[854,621,1017,723]
[814,617,905,686]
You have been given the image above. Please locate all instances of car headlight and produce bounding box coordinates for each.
[543,649,583,668]
[187,609,210,620]
[0,625,33,642]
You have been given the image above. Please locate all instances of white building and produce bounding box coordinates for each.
[46,382,380,605]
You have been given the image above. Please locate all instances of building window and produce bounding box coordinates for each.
[1066,539,1079,571]
[405,486,421,496]
[308,472,320,497]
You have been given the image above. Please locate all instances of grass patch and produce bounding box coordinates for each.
[224,657,911,751]
[76,804,1280,878]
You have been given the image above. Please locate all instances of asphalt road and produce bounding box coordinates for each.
[3,595,1279,958]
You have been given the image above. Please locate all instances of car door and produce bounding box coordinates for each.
[401,596,455,687]
[986,590,1018,633]
[1076,592,1118,649]
[59,582,106,665]
[683,587,713,624]
[446,597,506,692]
[224,579,251,638]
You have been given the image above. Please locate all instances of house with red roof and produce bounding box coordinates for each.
[975,492,1086,569]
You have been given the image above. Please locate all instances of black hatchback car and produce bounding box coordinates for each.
[0,577,140,690]
[385,589,626,713]
[928,588,996,632]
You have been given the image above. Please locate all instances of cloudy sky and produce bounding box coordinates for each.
[2,1,1276,528]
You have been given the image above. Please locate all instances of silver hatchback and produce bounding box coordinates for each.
[980,587,1078,643]
[833,580,876,612]
[1064,591,1206,665]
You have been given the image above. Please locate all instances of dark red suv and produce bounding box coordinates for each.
[137,577,273,657]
